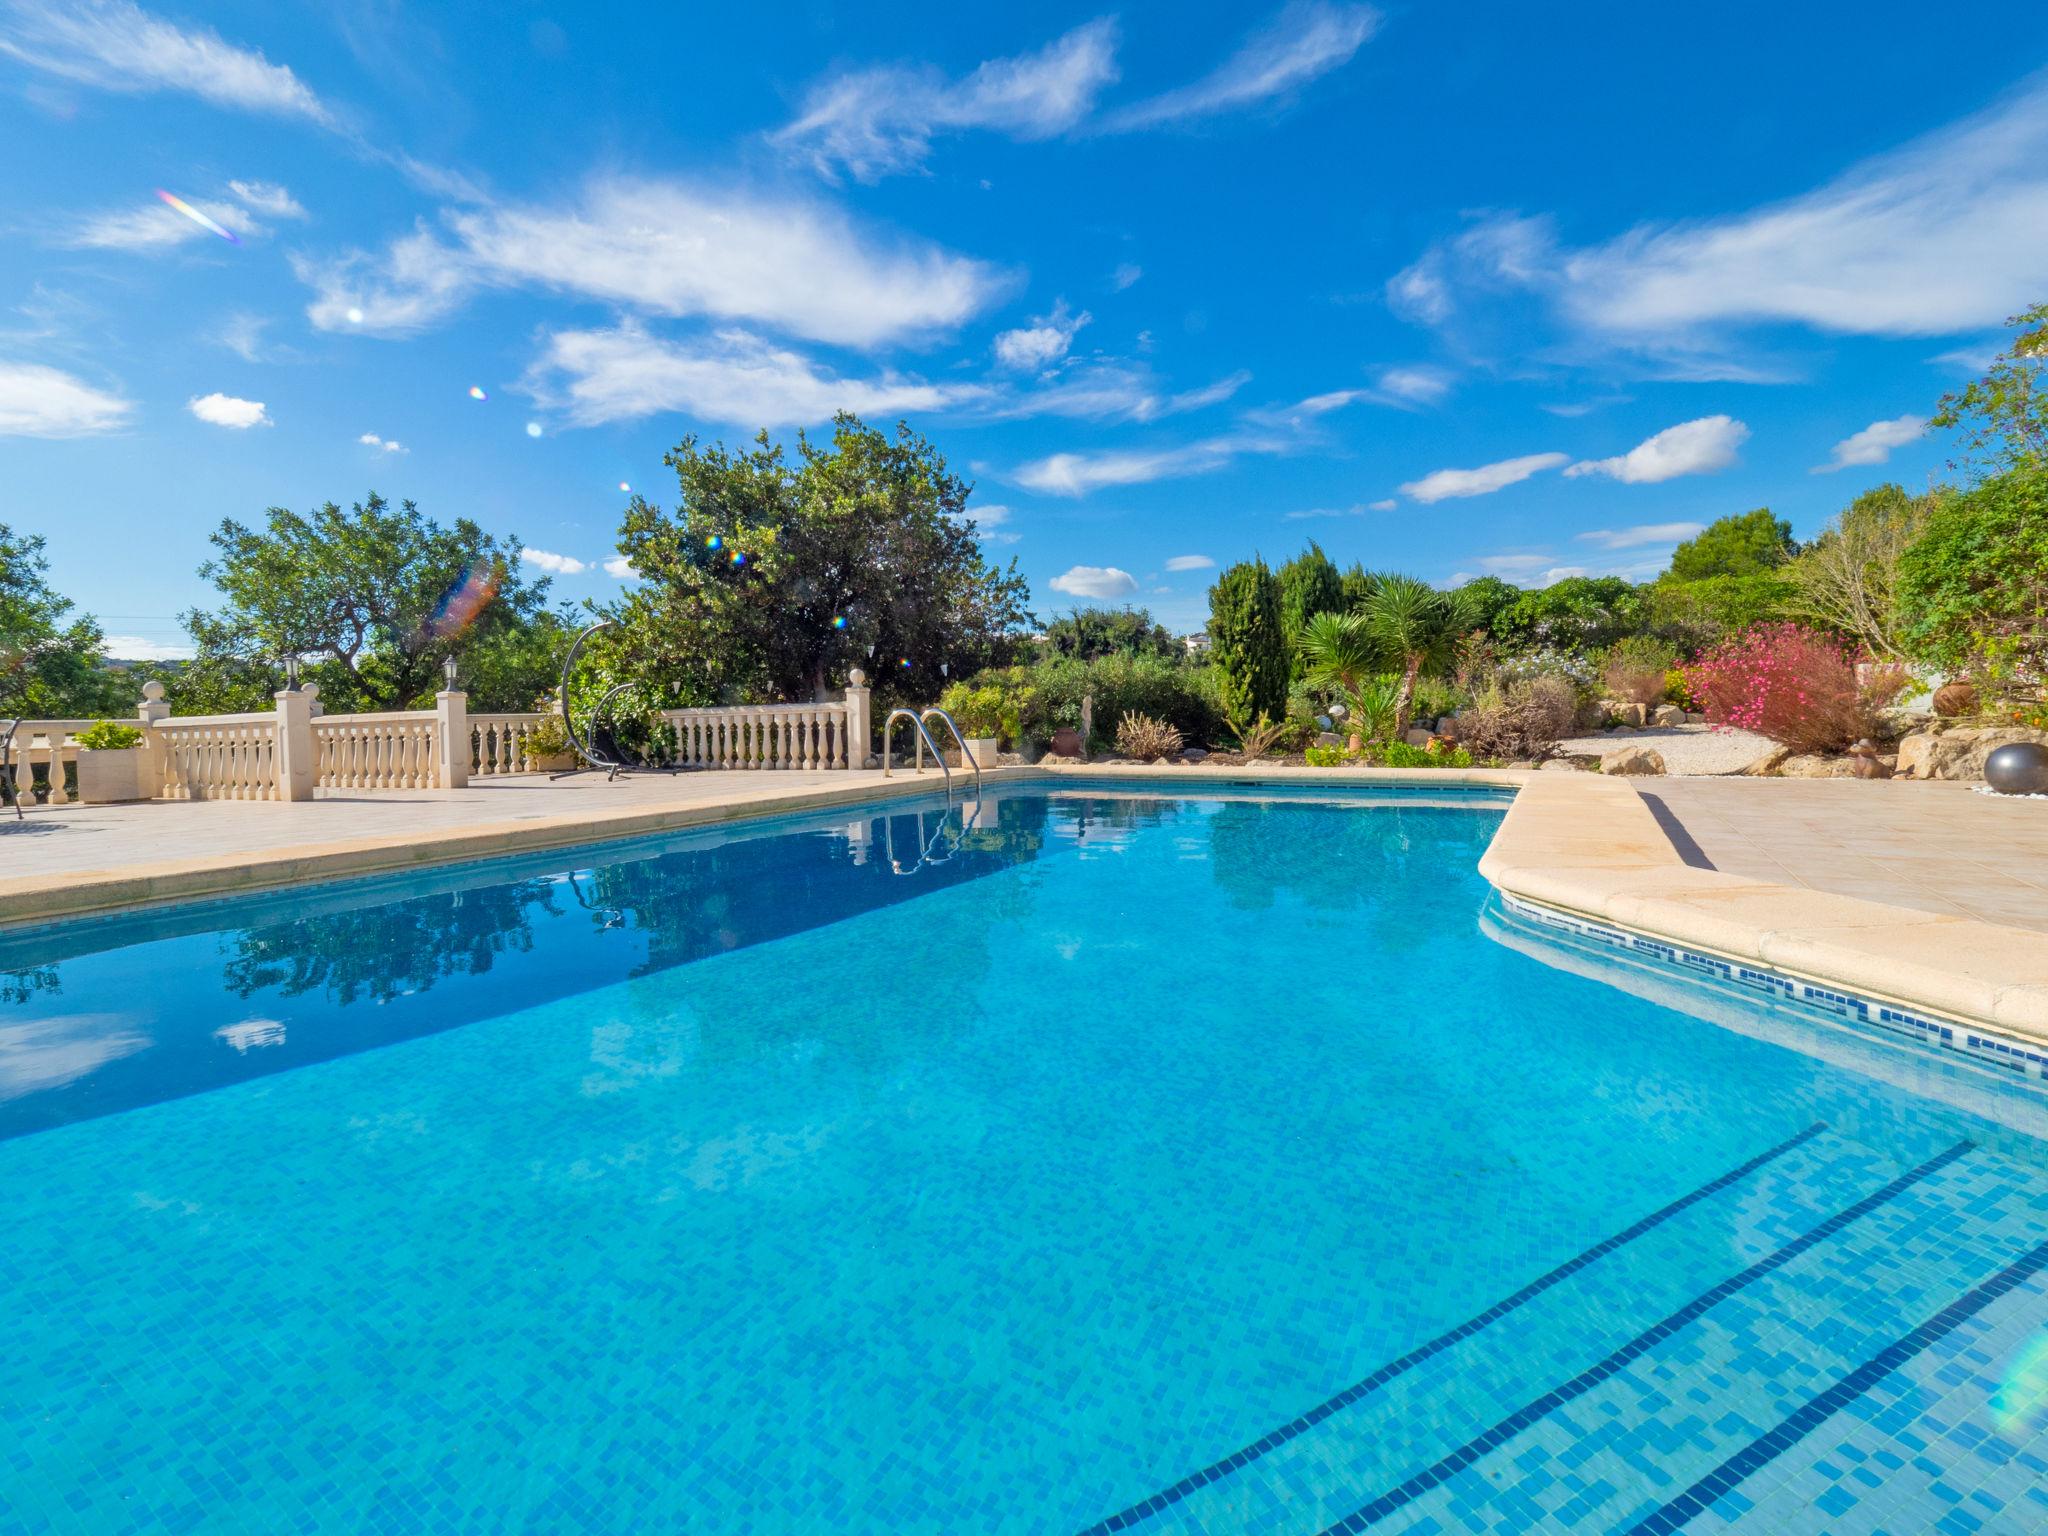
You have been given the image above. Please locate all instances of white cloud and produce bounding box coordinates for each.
[1164,554,1215,571]
[227,179,305,218]
[994,300,1090,369]
[216,312,272,362]
[1374,364,1453,405]
[0,0,331,123]
[1368,497,1397,511]
[525,322,987,429]
[70,194,260,250]
[297,177,1004,347]
[1393,77,2048,368]
[99,634,194,661]
[521,548,588,576]
[1399,450,1568,504]
[186,391,269,429]
[1814,413,1926,473]
[990,361,1249,424]
[358,432,406,453]
[1015,440,1242,495]
[1112,262,1143,290]
[774,19,1119,181]
[1565,415,1747,484]
[0,360,132,436]
[1473,554,1594,588]
[1048,564,1138,599]
[1576,522,1705,549]
[1102,1,1378,131]
[970,504,1010,525]
[602,556,638,579]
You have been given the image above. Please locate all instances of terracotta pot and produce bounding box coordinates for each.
[1050,726,1083,756]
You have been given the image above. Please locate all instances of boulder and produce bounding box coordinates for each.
[1180,747,1209,762]
[1539,757,1589,772]
[1652,703,1687,727]
[1315,731,1342,749]
[1404,728,1433,747]
[1898,726,2048,781]
[1737,745,1794,776]
[1619,702,1649,728]
[1575,699,1609,731]
[1685,710,1709,724]
[1780,754,1854,778]
[1600,744,1666,776]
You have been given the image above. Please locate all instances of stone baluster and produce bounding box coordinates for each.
[843,669,870,769]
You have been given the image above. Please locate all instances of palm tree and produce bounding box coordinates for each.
[1355,574,1478,738]
[1298,611,1399,746]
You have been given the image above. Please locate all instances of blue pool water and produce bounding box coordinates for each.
[2,782,2045,1535]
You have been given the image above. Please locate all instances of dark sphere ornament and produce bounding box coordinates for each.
[1983,741,2048,795]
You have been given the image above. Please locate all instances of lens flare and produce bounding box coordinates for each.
[831,615,847,630]
[706,535,722,550]
[524,422,542,438]
[421,563,500,642]
[731,551,746,567]
[618,481,631,493]
[346,307,365,325]
[1992,1328,2048,1436]
[154,189,239,244]
[468,386,487,401]
[900,657,911,669]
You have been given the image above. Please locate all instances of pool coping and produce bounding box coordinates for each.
[1475,772,2048,1049]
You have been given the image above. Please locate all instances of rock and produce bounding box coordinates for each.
[1780,754,1853,778]
[1600,744,1666,776]
[1179,746,1209,762]
[1574,699,1609,731]
[1685,710,1709,724]
[1618,702,1649,728]
[1737,745,1795,776]
[1404,728,1433,747]
[1315,731,1342,749]
[1539,758,1588,772]
[1437,715,1461,736]
[1898,725,2048,780]
[1037,752,1083,765]
[1652,703,1686,727]
[1932,680,1979,717]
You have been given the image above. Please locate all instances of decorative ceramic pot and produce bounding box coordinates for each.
[1050,726,1083,756]
[1983,741,2048,795]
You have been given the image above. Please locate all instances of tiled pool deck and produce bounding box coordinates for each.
[4,764,2045,1042]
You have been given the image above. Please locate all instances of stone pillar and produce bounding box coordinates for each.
[274,688,315,802]
[135,679,170,797]
[136,679,170,725]
[843,669,873,769]
[435,690,470,789]
[301,681,323,718]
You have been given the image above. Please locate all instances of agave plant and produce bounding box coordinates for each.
[1355,573,1480,738]
[1344,674,1403,744]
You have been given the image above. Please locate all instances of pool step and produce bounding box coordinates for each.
[1078,1124,1910,1535]
[1299,1141,2048,1535]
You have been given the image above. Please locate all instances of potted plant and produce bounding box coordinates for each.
[72,720,152,803]
[937,681,1004,768]
[522,715,577,772]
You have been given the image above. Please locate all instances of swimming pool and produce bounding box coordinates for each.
[2,782,2044,1534]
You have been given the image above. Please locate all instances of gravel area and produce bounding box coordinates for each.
[1555,723,1777,776]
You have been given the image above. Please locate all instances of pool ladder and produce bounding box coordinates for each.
[878,707,984,874]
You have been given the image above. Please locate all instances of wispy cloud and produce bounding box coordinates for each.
[1164,554,1215,571]
[186,391,268,428]
[69,192,259,250]
[1813,413,1926,473]
[1016,442,1243,496]
[295,176,1005,347]
[226,179,305,218]
[0,360,132,436]
[1372,364,1453,405]
[773,19,1120,182]
[1101,2,1378,131]
[1564,415,1747,484]
[358,432,405,453]
[1399,450,1568,504]
[1048,564,1138,598]
[0,0,331,124]
[521,548,588,576]
[524,322,987,429]
[1111,262,1143,290]
[994,299,1090,369]
[1575,522,1704,549]
[1391,75,2048,372]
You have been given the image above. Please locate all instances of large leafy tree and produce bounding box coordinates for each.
[0,521,128,718]
[612,415,1031,706]
[1897,465,2048,696]
[184,493,563,713]
[1493,576,1646,653]
[1931,301,2046,470]
[1040,606,1178,661]
[1206,558,1288,730]
[1788,482,1944,662]
[1666,509,1797,581]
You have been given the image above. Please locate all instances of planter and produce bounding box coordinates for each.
[527,751,579,773]
[1050,726,1083,757]
[75,746,151,804]
[966,737,1000,769]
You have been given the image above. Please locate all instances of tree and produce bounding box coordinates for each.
[1666,509,1797,581]
[1931,301,2047,470]
[1355,573,1478,737]
[1788,482,1944,662]
[613,415,1031,707]
[0,521,128,717]
[1040,606,1177,661]
[1453,575,1522,637]
[1897,465,2048,696]
[1206,559,1288,730]
[1494,576,1646,653]
[1277,541,1344,672]
[184,493,562,713]
[1338,561,1375,612]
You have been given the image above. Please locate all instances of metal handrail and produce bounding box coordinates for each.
[880,708,951,788]
[919,707,985,793]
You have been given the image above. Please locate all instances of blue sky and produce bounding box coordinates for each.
[3,1,2046,655]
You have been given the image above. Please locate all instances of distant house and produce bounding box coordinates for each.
[1180,632,1211,655]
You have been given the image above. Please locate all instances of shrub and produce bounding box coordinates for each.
[1683,623,1893,753]
[1457,676,1577,762]
[1114,711,1183,761]
[1234,714,1289,758]
[1663,668,1697,711]
[1601,637,1679,706]
[524,715,569,758]
[982,654,1220,745]
[934,681,1006,738]
[74,720,143,749]
[1207,559,1289,731]
[1363,739,1474,768]
[1304,742,1345,767]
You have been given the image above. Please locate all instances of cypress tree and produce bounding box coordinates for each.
[1206,559,1289,729]
[1277,540,1345,676]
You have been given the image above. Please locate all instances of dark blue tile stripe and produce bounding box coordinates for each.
[1621,1239,2048,1536]
[1312,1138,1975,1536]
[1073,1123,1828,1536]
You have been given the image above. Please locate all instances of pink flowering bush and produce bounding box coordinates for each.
[1684,624,1892,754]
